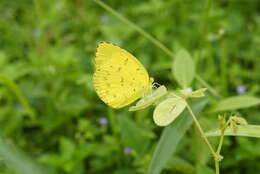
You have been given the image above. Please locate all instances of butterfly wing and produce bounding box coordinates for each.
[93,42,150,108]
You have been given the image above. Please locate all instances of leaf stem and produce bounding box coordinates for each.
[186,102,222,174]
[186,103,216,156]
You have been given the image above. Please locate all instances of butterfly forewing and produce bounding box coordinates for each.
[93,42,150,108]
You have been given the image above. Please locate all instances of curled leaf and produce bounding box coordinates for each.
[180,88,207,98]
[187,88,207,98]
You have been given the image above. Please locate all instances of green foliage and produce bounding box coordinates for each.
[0,0,260,174]
[0,74,35,119]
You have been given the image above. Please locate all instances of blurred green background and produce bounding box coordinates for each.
[0,0,260,173]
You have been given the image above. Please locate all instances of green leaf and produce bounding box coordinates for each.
[0,135,54,174]
[205,125,260,138]
[153,97,187,126]
[209,95,260,112]
[172,49,195,88]
[129,85,168,111]
[147,98,208,174]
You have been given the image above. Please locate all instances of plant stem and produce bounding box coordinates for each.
[217,120,230,153]
[215,160,220,174]
[186,102,221,174]
[214,119,230,174]
[216,133,225,155]
[214,132,224,174]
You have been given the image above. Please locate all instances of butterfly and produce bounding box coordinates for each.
[93,42,153,108]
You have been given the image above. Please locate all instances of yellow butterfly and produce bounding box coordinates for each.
[93,42,153,108]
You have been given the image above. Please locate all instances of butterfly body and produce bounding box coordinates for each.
[93,42,152,108]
